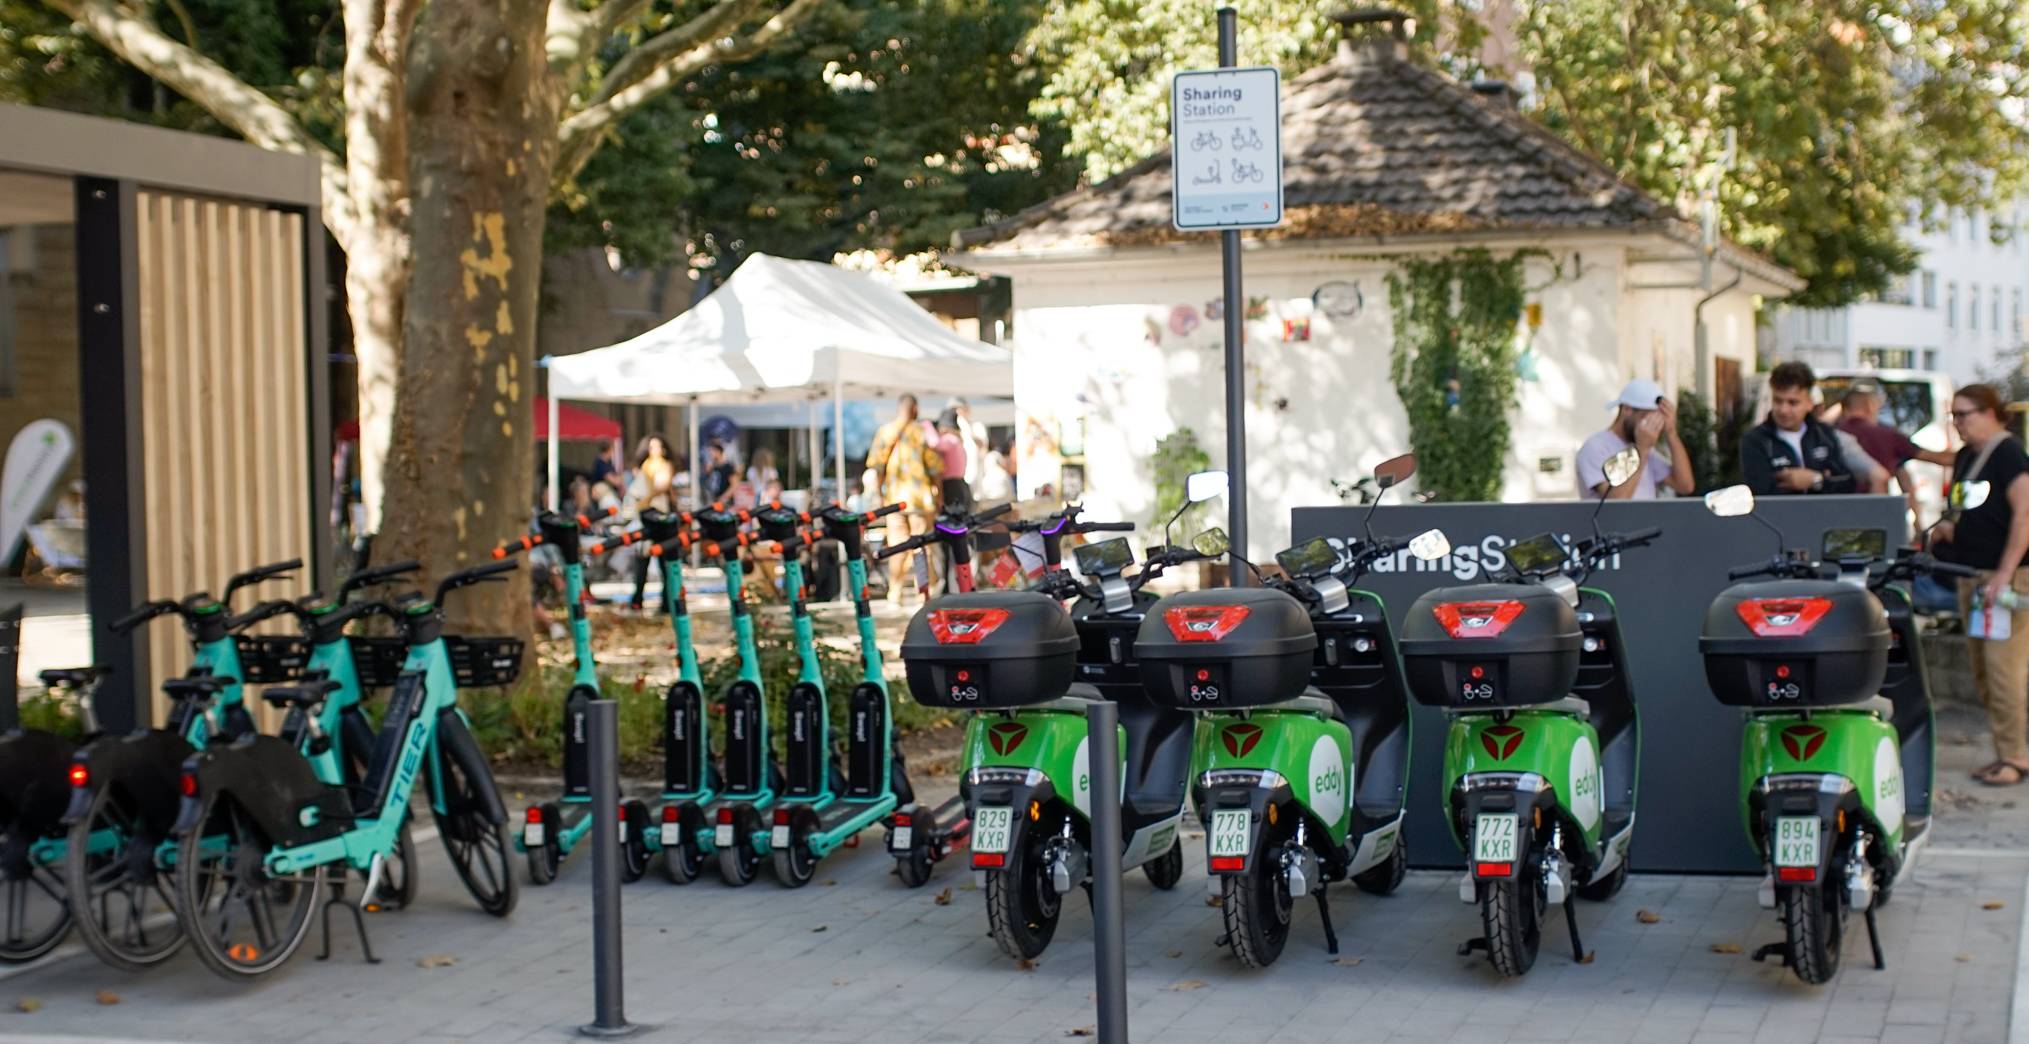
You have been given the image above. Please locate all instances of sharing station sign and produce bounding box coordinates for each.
[1170,66,1284,231]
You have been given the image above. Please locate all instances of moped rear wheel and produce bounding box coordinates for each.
[985,826,1060,959]
[1782,884,1843,985]
[175,793,324,981]
[64,785,181,971]
[1223,818,1295,968]
[0,833,72,963]
[1481,873,1544,978]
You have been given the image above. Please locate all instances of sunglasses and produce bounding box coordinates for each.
[1951,408,1986,420]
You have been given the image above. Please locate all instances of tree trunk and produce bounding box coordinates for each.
[379,0,558,635]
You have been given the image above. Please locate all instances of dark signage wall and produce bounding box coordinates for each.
[1289,495,1910,874]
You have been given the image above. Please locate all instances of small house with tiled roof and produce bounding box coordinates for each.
[956,12,1800,554]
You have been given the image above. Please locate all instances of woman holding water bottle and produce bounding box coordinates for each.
[1934,383,2029,785]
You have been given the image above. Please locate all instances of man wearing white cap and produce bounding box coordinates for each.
[1575,378,1695,499]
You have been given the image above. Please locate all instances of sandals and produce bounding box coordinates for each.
[1976,761,2029,787]
[1974,760,2008,781]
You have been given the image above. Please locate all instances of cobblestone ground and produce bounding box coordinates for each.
[6,710,2027,1043]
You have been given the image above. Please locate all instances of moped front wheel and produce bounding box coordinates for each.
[1143,838,1184,891]
[1481,873,1544,978]
[175,793,324,981]
[1353,834,1408,896]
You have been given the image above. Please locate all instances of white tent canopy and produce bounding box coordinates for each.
[546,253,1014,504]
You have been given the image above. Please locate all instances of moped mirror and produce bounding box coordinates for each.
[1408,529,1450,561]
[1191,528,1231,558]
[1955,480,1992,513]
[1372,453,1417,490]
[1704,485,1755,518]
[1600,446,1642,489]
[1185,470,1230,504]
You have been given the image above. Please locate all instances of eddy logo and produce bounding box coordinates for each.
[1780,725,1827,761]
[986,722,1029,755]
[1222,723,1264,757]
[1480,724,1524,760]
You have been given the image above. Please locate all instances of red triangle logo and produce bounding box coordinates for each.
[1780,725,1827,761]
[987,722,1029,756]
[1480,724,1524,760]
[1222,723,1264,757]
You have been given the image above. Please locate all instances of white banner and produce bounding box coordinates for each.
[0,419,75,564]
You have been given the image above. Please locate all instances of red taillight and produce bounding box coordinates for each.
[928,608,1011,645]
[525,806,544,824]
[1736,597,1833,638]
[1475,861,1513,878]
[716,808,734,825]
[68,764,90,789]
[972,852,1006,869]
[1209,856,1245,873]
[1777,866,1817,883]
[1163,605,1252,642]
[893,813,913,828]
[1433,601,1526,639]
[774,808,791,826]
[618,804,629,821]
[178,771,196,797]
[660,806,679,823]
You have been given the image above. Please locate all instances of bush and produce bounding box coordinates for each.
[17,689,86,741]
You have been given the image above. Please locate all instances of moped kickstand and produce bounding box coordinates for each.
[1865,907,1885,970]
[1563,898,1590,963]
[1315,890,1340,956]
[1750,942,1790,966]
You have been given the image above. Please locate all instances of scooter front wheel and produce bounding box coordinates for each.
[1782,885,1843,985]
[1481,874,1544,977]
[717,805,763,887]
[1144,839,1184,891]
[1353,835,1408,896]
[985,829,1060,959]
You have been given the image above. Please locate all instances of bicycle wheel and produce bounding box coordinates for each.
[433,736,517,917]
[0,835,71,963]
[64,785,183,971]
[175,793,324,981]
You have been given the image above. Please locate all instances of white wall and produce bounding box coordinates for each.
[988,240,1735,560]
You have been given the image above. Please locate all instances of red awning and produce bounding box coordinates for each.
[336,397,621,444]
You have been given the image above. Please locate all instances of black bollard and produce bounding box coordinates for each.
[579,699,641,1038]
[1087,699,1129,1043]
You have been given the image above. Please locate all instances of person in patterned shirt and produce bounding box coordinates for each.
[865,394,946,602]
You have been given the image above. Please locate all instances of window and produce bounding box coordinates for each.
[1948,283,1958,328]
[1923,349,1939,371]
[1949,208,1958,243]
[1995,285,2003,332]
[1923,271,1938,308]
[1858,347,1916,369]
[1972,285,1981,330]
[1878,274,1914,306]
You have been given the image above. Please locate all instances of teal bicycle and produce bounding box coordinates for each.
[171,561,522,980]
[54,559,307,971]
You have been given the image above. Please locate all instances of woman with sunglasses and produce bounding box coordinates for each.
[1935,383,2029,785]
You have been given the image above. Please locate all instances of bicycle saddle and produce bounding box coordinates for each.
[261,677,343,711]
[39,665,110,688]
[162,675,234,701]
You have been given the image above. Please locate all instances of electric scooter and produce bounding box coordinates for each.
[749,500,923,886]
[500,508,652,884]
[592,508,719,885]
[1401,446,1658,977]
[658,504,783,885]
[1151,455,1445,967]
[1699,482,1966,984]
[891,501,1202,960]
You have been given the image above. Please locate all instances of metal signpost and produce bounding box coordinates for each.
[1172,7,1281,576]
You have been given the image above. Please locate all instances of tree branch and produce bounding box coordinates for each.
[589,0,657,42]
[555,0,824,182]
[589,0,766,108]
[41,0,356,245]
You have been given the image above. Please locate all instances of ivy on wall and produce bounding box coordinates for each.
[1386,249,1531,502]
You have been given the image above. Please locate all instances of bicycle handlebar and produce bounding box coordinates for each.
[435,560,517,605]
[223,558,302,604]
[228,599,308,632]
[110,599,182,634]
[338,559,422,601]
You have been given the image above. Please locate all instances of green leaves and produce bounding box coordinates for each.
[1386,250,1528,503]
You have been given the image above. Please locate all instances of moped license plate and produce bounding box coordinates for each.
[660,823,682,846]
[523,822,545,848]
[973,807,1014,855]
[1774,816,1820,868]
[1209,810,1250,859]
[714,822,735,847]
[1473,813,1519,864]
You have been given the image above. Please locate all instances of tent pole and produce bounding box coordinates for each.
[807,400,820,502]
[833,377,845,504]
[544,361,559,512]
